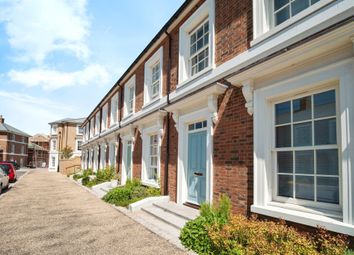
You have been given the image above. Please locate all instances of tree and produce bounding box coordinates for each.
[61,146,73,159]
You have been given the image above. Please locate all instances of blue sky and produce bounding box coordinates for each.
[0,0,184,135]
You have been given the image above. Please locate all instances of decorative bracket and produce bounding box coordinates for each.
[157,111,167,146]
[208,94,218,124]
[241,79,254,116]
[172,111,179,133]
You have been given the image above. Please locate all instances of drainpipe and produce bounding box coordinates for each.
[163,31,172,196]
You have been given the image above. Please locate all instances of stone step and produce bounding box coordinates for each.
[141,205,188,230]
[153,201,199,221]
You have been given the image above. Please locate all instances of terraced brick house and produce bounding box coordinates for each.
[0,115,30,167]
[49,118,85,171]
[81,0,354,236]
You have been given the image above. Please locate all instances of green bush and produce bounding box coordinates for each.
[73,168,93,181]
[81,167,115,187]
[179,194,231,254]
[102,179,160,207]
[180,195,350,255]
[81,176,90,186]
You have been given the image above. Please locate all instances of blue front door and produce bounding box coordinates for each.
[187,129,207,204]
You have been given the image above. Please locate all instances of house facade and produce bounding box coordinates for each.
[28,134,50,168]
[48,118,85,171]
[81,0,354,236]
[0,115,30,167]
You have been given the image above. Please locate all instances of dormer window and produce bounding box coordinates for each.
[190,20,209,76]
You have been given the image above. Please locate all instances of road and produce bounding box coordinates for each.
[0,169,186,255]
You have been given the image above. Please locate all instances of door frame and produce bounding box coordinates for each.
[177,107,213,205]
[121,136,133,185]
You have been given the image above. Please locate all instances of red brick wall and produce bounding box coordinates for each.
[160,115,178,200]
[215,0,253,65]
[132,129,142,180]
[213,87,253,215]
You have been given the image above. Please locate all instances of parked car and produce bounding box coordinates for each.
[0,168,9,194]
[0,163,17,182]
[1,161,20,170]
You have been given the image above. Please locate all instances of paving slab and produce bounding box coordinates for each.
[0,169,186,255]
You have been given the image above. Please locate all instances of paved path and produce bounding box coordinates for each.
[0,170,186,255]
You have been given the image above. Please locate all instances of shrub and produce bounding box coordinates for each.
[180,194,349,255]
[81,167,115,187]
[179,194,231,254]
[81,176,90,186]
[102,179,160,207]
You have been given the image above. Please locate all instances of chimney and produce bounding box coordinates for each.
[0,115,4,124]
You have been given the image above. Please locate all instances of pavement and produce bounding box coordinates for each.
[0,169,186,255]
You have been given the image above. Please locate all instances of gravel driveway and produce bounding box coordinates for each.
[0,170,186,255]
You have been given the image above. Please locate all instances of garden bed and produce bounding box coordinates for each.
[102,179,160,207]
[180,195,354,255]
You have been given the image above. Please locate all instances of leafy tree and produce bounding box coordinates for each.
[61,146,73,159]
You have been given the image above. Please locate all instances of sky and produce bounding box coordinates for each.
[0,0,184,136]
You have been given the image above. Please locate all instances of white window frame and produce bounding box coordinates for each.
[178,0,215,85]
[101,104,108,131]
[141,125,161,187]
[252,0,335,43]
[21,145,25,154]
[252,63,354,235]
[123,75,136,118]
[76,125,83,135]
[76,140,82,151]
[90,118,94,138]
[95,112,100,136]
[110,92,119,126]
[100,143,106,170]
[51,139,57,151]
[271,87,341,213]
[51,125,57,135]
[11,143,15,153]
[144,47,163,106]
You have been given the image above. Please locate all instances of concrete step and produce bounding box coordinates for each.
[153,201,199,221]
[141,205,188,230]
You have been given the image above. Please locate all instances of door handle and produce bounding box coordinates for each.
[194,172,203,176]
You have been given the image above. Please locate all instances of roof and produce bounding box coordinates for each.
[28,142,47,151]
[0,122,31,137]
[49,117,85,125]
[82,0,193,126]
[29,134,50,142]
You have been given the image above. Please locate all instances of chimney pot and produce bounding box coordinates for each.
[0,115,4,124]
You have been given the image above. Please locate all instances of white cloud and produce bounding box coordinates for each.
[8,64,111,90]
[0,0,90,63]
[0,91,74,134]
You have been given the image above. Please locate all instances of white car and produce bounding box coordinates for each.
[0,167,9,194]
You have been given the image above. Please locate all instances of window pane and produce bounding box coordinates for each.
[314,90,336,118]
[276,125,291,147]
[293,122,312,147]
[293,96,311,122]
[316,149,338,175]
[295,150,314,174]
[277,151,293,173]
[317,177,339,204]
[295,176,314,201]
[291,0,310,16]
[278,174,293,197]
[315,118,336,145]
[274,0,289,11]
[275,6,290,25]
[275,101,291,125]
[311,0,320,4]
